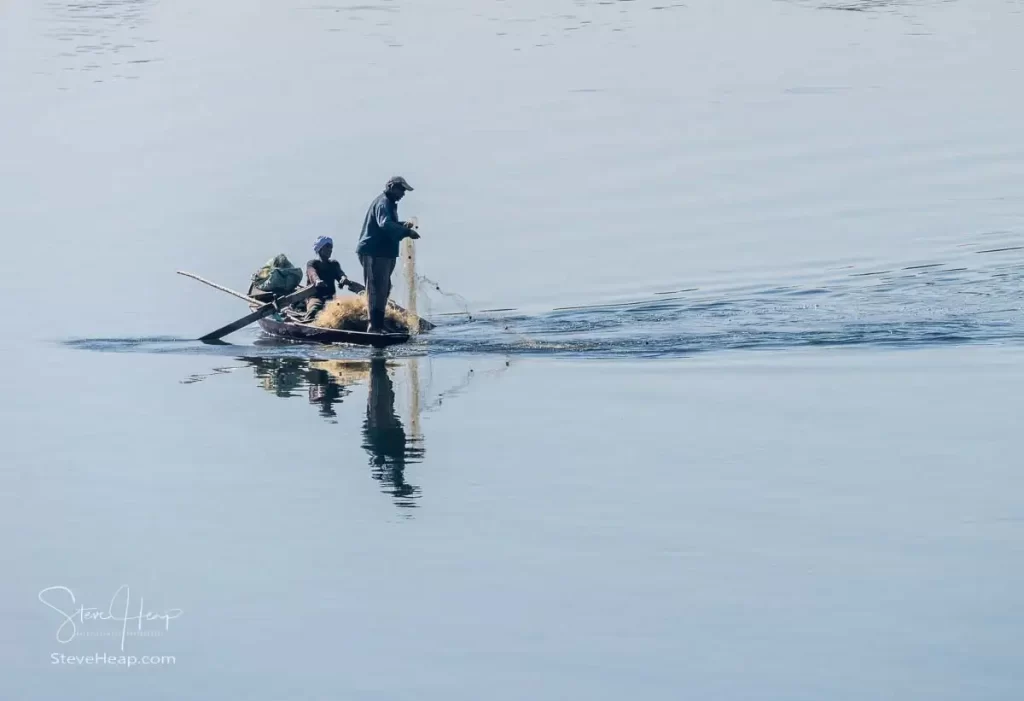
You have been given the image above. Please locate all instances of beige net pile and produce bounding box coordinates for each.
[311,293,413,332]
[312,236,424,333]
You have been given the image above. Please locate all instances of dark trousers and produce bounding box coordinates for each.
[301,294,330,322]
[360,255,396,331]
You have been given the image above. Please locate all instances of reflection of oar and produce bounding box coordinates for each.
[177,270,316,342]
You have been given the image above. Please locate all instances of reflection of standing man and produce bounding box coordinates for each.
[362,357,419,504]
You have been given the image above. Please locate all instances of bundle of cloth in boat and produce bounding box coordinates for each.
[251,254,303,296]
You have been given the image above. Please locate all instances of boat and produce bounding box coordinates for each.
[245,281,430,347]
[178,270,422,346]
[255,311,410,348]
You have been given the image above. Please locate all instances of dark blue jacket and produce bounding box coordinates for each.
[356,193,411,258]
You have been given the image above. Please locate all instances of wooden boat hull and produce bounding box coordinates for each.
[257,315,410,348]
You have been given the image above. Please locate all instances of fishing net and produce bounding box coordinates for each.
[396,233,474,323]
[312,294,414,332]
[402,237,420,335]
[315,220,475,332]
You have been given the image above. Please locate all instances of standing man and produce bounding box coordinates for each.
[356,176,420,333]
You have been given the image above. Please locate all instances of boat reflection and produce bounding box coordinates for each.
[182,352,510,510]
[239,355,425,509]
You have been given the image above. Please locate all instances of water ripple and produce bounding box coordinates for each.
[65,241,1024,360]
[42,0,159,83]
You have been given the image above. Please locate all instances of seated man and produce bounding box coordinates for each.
[303,236,354,320]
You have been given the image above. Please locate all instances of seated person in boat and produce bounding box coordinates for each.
[304,236,354,320]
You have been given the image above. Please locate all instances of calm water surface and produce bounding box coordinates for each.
[2,0,1024,698]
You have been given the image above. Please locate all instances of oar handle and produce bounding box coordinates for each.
[177,271,261,304]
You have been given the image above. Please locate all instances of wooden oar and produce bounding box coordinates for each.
[198,285,317,342]
[177,271,261,304]
[177,271,316,341]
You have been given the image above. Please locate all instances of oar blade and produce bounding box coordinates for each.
[198,285,317,342]
[199,306,270,342]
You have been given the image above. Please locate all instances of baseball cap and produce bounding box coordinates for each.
[386,176,414,191]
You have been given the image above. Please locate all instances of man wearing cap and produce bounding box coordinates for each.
[356,176,420,333]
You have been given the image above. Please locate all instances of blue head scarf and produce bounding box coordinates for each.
[313,236,333,254]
